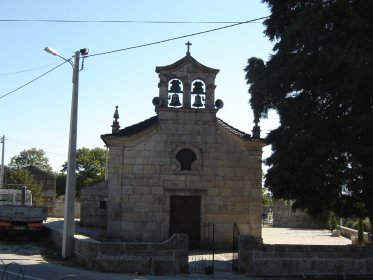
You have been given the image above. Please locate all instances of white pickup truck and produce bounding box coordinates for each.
[0,187,48,239]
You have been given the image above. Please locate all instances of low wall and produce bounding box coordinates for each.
[46,226,189,275]
[239,235,373,278]
[340,226,371,244]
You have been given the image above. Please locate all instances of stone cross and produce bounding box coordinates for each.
[185,41,192,56]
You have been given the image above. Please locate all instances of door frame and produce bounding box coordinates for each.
[169,195,201,248]
[164,188,207,246]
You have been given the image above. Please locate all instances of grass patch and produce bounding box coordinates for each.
[35,238,84,268]
[35,238,62,261]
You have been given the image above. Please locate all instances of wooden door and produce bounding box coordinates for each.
[169,195,201,249]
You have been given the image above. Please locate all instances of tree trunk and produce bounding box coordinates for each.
[358,218,364,245]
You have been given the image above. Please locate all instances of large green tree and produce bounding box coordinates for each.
[60,147,106,197]
[245,0,373,224]
[9,148,53,173]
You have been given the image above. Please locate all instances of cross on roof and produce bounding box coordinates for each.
[185,41,192,56]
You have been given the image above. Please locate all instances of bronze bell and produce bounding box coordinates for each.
[191,81,204,95]
[192,94,204,108]
[169,79,183,93]
[169,93,182,107]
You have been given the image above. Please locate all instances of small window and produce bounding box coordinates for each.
[99,201,107,209]
[176,149,197,170]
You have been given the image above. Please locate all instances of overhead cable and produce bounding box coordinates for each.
[0,16,269,99]
[87,17,269,58]
[6,138,66,157]
[0,62,59,76]
[0,19,263,24]
[6,137,65,148]
[0,60,69,99]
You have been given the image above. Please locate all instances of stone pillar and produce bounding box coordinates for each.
[158,76,168,107]
[205,84,216,109]
[183,82,191,108]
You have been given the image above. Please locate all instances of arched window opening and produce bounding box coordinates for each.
[191,79,206,108]
[168,79,183,108]
[176,149,197,170]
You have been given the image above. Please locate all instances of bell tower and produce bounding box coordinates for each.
[153,42,223,111]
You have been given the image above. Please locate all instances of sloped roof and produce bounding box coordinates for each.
[155,55,219,74]
[101,115,256,145]
[216,118,252,140]
[101,115,158,144]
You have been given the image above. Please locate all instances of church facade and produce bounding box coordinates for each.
[81,49,264,248]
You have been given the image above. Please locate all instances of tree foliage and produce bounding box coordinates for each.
[262,187,273,206]
[8,169,44,206]
[9,148,53,173]
[245,0,373,224]
[328,212,338,232]
[61,147,106,197]
[55,172,66,197]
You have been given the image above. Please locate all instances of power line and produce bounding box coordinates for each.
[87,17,269,58]
[5,138,66,158]
[0,16,269,99]
[0,62,59,76]
[0,60,69,99]
[0,19,264,24]
[6,137,65,148]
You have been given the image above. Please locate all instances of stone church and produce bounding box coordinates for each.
[80,46,264,249]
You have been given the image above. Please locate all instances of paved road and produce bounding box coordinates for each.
[262,226,351,245]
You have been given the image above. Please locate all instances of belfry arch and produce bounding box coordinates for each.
[155,48,220,110]
[190,79,206,108]
[167,79,184,107]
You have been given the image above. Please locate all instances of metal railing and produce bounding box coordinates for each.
[189,223,215,275]
[232,222,240,272]
[0,259,78,280]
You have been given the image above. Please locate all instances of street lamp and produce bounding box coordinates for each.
[44,47,88,258]
[0,135,4,189]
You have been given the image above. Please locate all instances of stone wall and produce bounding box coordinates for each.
[238,235,373,277]
[51,198,80,218]
[46,225,188,274]
[80,181,108,228]
[105,108,264,248]
[272,199,326,229]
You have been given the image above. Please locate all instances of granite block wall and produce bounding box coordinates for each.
[238,235,373,277]
[105,109,264,248]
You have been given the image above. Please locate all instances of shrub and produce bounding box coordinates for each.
[329,212,338,231]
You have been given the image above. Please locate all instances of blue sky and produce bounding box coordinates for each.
[0,0,278,172]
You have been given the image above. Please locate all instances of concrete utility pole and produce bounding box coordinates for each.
[62,51,80,258]
[0,135,4,189]
[44,47,88,258]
